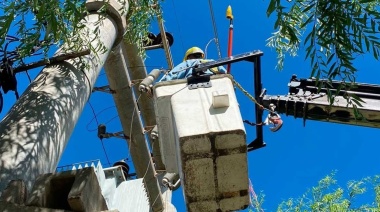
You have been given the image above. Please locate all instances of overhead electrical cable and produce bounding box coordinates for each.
[86,105,116,132]
[104,114,120,125]
[87,101,111,166]
[170,0,186,53]
[208,0,222,59]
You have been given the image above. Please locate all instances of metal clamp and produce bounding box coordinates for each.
[187,75,212,90]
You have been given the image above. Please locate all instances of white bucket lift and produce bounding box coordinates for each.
[154,74,249,212]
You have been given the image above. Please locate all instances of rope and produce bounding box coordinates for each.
[232,78,268,111]
[143,158,152,179]
[127,93,142,160]
[142,158,161,210]
[151,192,161,210]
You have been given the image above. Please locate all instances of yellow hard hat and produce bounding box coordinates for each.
[183,47,205,61]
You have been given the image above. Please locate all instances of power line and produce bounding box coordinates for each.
[208,0,222,59]
[87,101,111,166]
[170,0,186,54]
[86,105,116,132]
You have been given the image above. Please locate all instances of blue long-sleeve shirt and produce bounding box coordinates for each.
[159,59,226,82]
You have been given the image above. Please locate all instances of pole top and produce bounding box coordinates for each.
[86,0,129,48]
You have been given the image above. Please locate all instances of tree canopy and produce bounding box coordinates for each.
[0,0,159,65]
[266,0,380,109]
[0,0,86,58]
[248,173,380,211]
[3,0,379,85]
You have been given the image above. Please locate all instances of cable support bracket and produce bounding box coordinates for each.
[130,79,144,87]
[99,131,129,140]
[92,85,115,94]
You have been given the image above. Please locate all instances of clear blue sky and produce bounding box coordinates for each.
[2,1,379,211]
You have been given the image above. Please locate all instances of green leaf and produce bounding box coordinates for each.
[351,98,364,107]
[351,93,366,103]
[373,45,379,59]
[359,0,376,3]
[304,31,313,45]
[301,14,314,29]
[326,53,335,65]
[267,0,278,17]
[302,3,315,14]
[328,62,337,75]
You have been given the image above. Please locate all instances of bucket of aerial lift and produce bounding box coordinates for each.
[153,74,249,212]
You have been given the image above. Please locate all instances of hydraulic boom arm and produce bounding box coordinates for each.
[261,75,380,128]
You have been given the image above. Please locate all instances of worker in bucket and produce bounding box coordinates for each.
[160,46,226,82]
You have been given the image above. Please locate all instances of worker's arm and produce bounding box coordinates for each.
[209,64,226,75]
[159,60,196,82]
[200,59,226,74]
[216,65,227,74]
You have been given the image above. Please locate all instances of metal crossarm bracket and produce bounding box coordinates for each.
[92,85,115,94]
[192,50,263,74]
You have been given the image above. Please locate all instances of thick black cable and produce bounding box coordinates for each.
[25,70,32,83]
[208,0,222,58]
[86,105,116,132]
[104,114,120,125]
[170,0,186,53]
[87,100,111,167]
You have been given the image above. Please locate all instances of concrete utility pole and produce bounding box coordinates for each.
[0,0,127,195]
[104,42,168,211]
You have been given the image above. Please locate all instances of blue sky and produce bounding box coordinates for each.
[2,0,379,211]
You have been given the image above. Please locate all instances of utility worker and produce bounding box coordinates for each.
[160,47,226,81]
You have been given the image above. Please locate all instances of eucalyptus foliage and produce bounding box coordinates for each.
[266,0,380,108]
[276,173,380,211]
